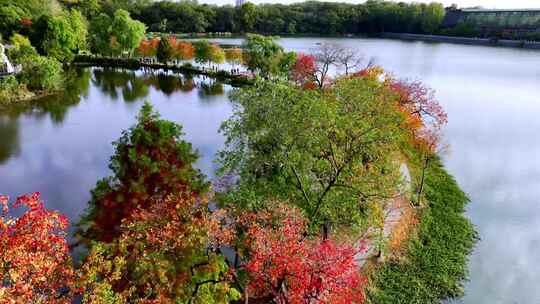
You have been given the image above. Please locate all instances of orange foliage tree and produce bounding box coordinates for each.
[175,41,195,61]
[225,48,243,68]
[388,77,448,203]
[136,37,159,58]
[78,191,240,303]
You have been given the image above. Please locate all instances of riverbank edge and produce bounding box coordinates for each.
[366,156,478,303]
[379,32,540,50]
[72,55,254,87]
[0,88,60,111]
[158,32,540,50]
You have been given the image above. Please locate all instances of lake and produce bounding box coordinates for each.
[1,37,539,303]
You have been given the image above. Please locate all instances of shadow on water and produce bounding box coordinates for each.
[0,68,92,164]
[0,116,20,164]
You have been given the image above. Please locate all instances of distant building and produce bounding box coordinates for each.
[443,8,540,37]
[236,0,245,7]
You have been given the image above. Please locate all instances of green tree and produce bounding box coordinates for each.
[242,34,284,78]
[239,2,257,32]
[209,44,225,65]
[0,0,58,19]
[80,102,208,241]
[272,51,296,77]
[110,9,146,57]
[156,36,173,63]
[0,6,25,39]
[194,39,212,67]
[421,2,445,34]
[33,9,88,62]
[72,0,102,18]
[7,34,38,65]
[219,76,406,230]
[19,55,63,91]
[88,13,112,55]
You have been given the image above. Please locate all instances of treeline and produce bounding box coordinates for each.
[12,0,446,36]
[130,0,447,35]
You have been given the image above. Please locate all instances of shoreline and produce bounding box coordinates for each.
[177,32,540,50]
[72,55,254,87]
[379,32,540,50]
[0,89,60,111]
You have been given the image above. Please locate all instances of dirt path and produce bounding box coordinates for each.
[355,163,411,267]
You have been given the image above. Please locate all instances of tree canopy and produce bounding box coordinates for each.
[30,9,88,62]
[219,75,407,230]
[131,0,447,36]
[242,34,294,78]
[88,9,145,56]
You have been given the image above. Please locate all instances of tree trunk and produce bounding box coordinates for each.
[417,154,429,205]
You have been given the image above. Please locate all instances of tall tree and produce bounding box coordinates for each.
[110,9,146,57]
[238,2,257,32]
[156,35,174,63]
[80,102,208,242]
[210,43,225,65]
[194,39,213,67]
[242,34,284,78]
[88,13,112,55]
[219,77,405,229]
[32,9,88,62]
[421,2,445,34]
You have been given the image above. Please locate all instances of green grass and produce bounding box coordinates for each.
[367,157,478,303]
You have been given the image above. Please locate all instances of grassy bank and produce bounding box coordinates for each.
[0,75,59,110]
[367,156,478,303]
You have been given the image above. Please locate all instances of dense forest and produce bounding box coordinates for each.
[129,0,447,35]
[0,0,445,35]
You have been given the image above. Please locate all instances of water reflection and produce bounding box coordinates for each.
[0,67,233,226]
[199,81,225,100]
[0,116,19,164]
[92,68,150,101]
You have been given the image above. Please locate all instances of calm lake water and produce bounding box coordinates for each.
[1,37,539,303]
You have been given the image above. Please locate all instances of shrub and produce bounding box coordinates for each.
[19,55,63,91]
[7,34,38,65]
[0,75,32,104]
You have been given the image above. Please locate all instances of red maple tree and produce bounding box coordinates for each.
[389,78,448,146]
[236,204,366,304]
[0,193,76,303]
[290,53,317,88]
